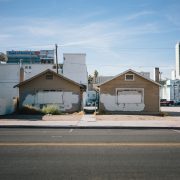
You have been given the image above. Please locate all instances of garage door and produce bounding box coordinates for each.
[117,89,143,104]
[35,91,63,104]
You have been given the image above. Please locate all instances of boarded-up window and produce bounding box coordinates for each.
[117,89,143,104]
[36,91,63,104]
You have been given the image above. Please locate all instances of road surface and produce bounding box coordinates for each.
[0,128,180,180]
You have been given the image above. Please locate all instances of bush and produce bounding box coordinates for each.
[42,105,61,115]
[20,105,42,115]
[159,111,169,117]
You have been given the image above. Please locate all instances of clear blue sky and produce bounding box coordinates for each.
[0,0,180,78]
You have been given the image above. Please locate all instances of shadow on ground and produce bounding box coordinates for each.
[0,114,44,121]
[164,111,180,116]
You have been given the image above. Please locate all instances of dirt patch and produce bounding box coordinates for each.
[96,114,180,121]
[42,114,82,121]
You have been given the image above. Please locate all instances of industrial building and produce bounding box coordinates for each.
[63,53,88,86]
[6,50,54,64]
[176,42,180,79]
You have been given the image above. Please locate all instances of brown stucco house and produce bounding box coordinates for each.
[14,69,85,113]
[98,69,161,114]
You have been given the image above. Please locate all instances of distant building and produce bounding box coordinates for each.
[63,53,88,86]
[139,72,150,79]
[7,50,54,64]
[160,79,180,102]
[176,42,180,79]
[171,70,176,80]
[93,76,114,84]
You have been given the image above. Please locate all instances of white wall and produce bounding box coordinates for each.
[0,64,61,115]
[63,53,88,86]
[0,64,19,115]
[22,91,79,111]
[22,64,61,79]
[171,70,176,80]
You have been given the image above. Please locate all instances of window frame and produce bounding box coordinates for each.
[125,74,134,81]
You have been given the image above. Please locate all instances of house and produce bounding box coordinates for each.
[14,69,85,113]
[98,69,161,114]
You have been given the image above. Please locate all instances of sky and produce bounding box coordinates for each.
[0,0,180,79]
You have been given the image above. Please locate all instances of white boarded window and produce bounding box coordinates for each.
[36,91,63,104]
[116,88,144,104]
[125,74,134,81]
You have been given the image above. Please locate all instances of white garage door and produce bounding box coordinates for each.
[117,89,143,104]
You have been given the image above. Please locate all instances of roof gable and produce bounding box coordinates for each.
[98,69,161,87]
[14,69,83,88]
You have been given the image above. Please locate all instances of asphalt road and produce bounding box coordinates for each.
[0,128,180,180]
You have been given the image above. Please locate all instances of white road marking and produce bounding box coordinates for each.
[172,130,180,134]
[51,136,63,138]
[1,142,180,147]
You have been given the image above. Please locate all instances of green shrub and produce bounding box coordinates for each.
[42,105,61,115]
[20,105,42,115]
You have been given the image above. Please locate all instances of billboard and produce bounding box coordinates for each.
[6,50,54,64]
[7,51,40,57]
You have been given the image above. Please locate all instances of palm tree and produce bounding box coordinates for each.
[94,70,98,83]
[88,75,93,84]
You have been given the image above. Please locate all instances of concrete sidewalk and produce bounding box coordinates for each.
[0,114,180,129]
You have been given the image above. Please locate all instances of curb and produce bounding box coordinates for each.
[0,125,180,130]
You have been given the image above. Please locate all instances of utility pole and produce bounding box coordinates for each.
[173,82,177,101]
[55,44,58,74]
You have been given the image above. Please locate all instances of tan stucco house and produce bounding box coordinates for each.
[98,69,161,114]
[14,69,85,113]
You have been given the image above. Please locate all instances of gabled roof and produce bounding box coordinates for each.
[14,69,84,88]
[98,69,161,87]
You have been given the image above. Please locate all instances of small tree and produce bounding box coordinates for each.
[0,52,7,62]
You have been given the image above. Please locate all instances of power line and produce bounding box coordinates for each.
[0,43,175,50]
[63,62,174,69]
